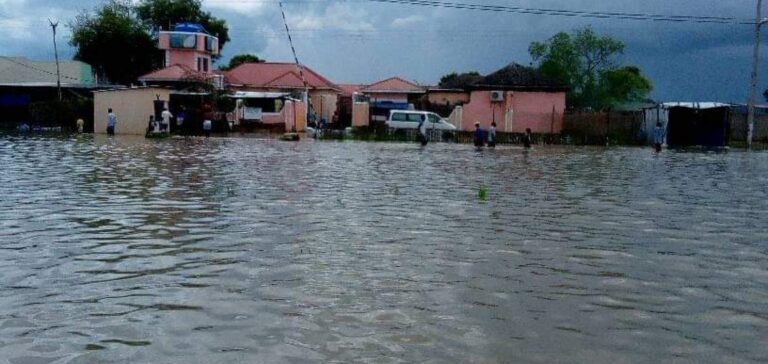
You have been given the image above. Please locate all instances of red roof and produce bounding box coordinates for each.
[360,77,424,93]
[138,64,210,82]
[224,62,340,91]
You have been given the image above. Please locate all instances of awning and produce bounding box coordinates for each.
[227,91,289,99]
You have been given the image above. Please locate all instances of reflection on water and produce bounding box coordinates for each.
[0,135,767,363]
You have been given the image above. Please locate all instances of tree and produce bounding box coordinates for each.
[529,27,651,109]
[135,0,230,58]
[598,66,653,108]
[438,71,481,88]
[219,54,264,71]
[69,0,158,85]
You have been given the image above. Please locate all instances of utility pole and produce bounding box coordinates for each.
[747,0,767,148]
[279,1,309,132]
[49,19,62,102]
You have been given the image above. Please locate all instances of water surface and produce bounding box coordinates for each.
[0,135,766,363]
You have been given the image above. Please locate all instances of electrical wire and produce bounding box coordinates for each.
[202,0,756,25]
[0,56,82,82]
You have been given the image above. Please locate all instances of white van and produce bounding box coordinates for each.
[386,110,457,131]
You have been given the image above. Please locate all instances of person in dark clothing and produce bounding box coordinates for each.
[417,115,428,146]
[653,122,664,152]
[488,122,497,148]
[523,128,533,149]
[146,115,156,136]
[474,122,485,148]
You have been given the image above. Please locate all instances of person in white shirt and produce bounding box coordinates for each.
[160,108,173,132]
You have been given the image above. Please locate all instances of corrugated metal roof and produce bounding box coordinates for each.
[0,57,95,86]
[661,102,731,109]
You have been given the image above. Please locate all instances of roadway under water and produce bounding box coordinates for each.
[0,135,766,363]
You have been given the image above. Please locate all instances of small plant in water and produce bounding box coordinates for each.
[478,185,487,201]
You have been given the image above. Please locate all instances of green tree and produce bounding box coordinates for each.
[219,54,264,71]
[135,0,230,57]
[598,66,653,108]
[529,27,651,109]
[69,0,158,85]
[438,71,480,88]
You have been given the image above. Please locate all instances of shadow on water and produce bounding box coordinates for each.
[0,135,767,363]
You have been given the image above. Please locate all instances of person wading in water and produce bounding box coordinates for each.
[417,115,428,146]
[523,128,533,149]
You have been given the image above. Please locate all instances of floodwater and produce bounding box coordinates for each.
[0,135,767,364]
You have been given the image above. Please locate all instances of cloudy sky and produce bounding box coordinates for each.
[1,0,766,101]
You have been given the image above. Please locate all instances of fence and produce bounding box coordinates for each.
[561,110,645,145]
[729,111,768,144]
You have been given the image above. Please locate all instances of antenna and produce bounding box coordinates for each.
[48,18,62,102]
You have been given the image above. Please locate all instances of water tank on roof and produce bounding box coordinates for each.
[173,22,206,33]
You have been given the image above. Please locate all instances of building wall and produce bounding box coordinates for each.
[367,92,408,104]
[94,88,171,135]
[509,91,566,133]
[460,90,565,133]
[427,91,470,105]
[167,52,197,69]
[284,100,306,132]
[309,91,338,123]
[352,102,370,127]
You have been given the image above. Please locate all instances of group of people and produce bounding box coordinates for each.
[145,108,174,136]
[472,122,533,149]
[105,106,212,138]
[415,116,534,149]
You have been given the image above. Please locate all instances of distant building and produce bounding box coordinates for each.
[0,57,98,129]
[646,102,731,148]
[223,62,340,127]
[439,63,568,133]
[0,57,96,86]
[138,23,222,89]
[359,77,425,123]
[93,87,171,135]
[136,23,224,135]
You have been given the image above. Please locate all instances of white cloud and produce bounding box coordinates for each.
[391,15,425,28]
[203,0,267,14]
[287,3,374,32]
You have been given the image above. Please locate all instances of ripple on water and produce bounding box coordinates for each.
[0,136,767,363]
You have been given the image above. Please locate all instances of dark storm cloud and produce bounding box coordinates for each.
[2,0,765,101]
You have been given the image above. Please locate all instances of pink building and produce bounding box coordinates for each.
[224,62,341,124]
[358,77,425,105]
[445,64,567,134]
[138,23,222,87]
[341,77,425,123]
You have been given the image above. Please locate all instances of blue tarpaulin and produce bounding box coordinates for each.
[0,94,29,107]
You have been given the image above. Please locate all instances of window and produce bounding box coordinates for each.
[391,112,408,122]
[169,33,197,49]
[197,58,202,71]
[203,58,209,72]
[428,114,440,123]
[406,114,424,122]
[205,36,215,52]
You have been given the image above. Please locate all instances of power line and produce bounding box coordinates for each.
[207,0,754,25]
[361,0,755,24]
[0,56,82,82]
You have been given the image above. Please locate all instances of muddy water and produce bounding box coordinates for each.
[0,135,766,363]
